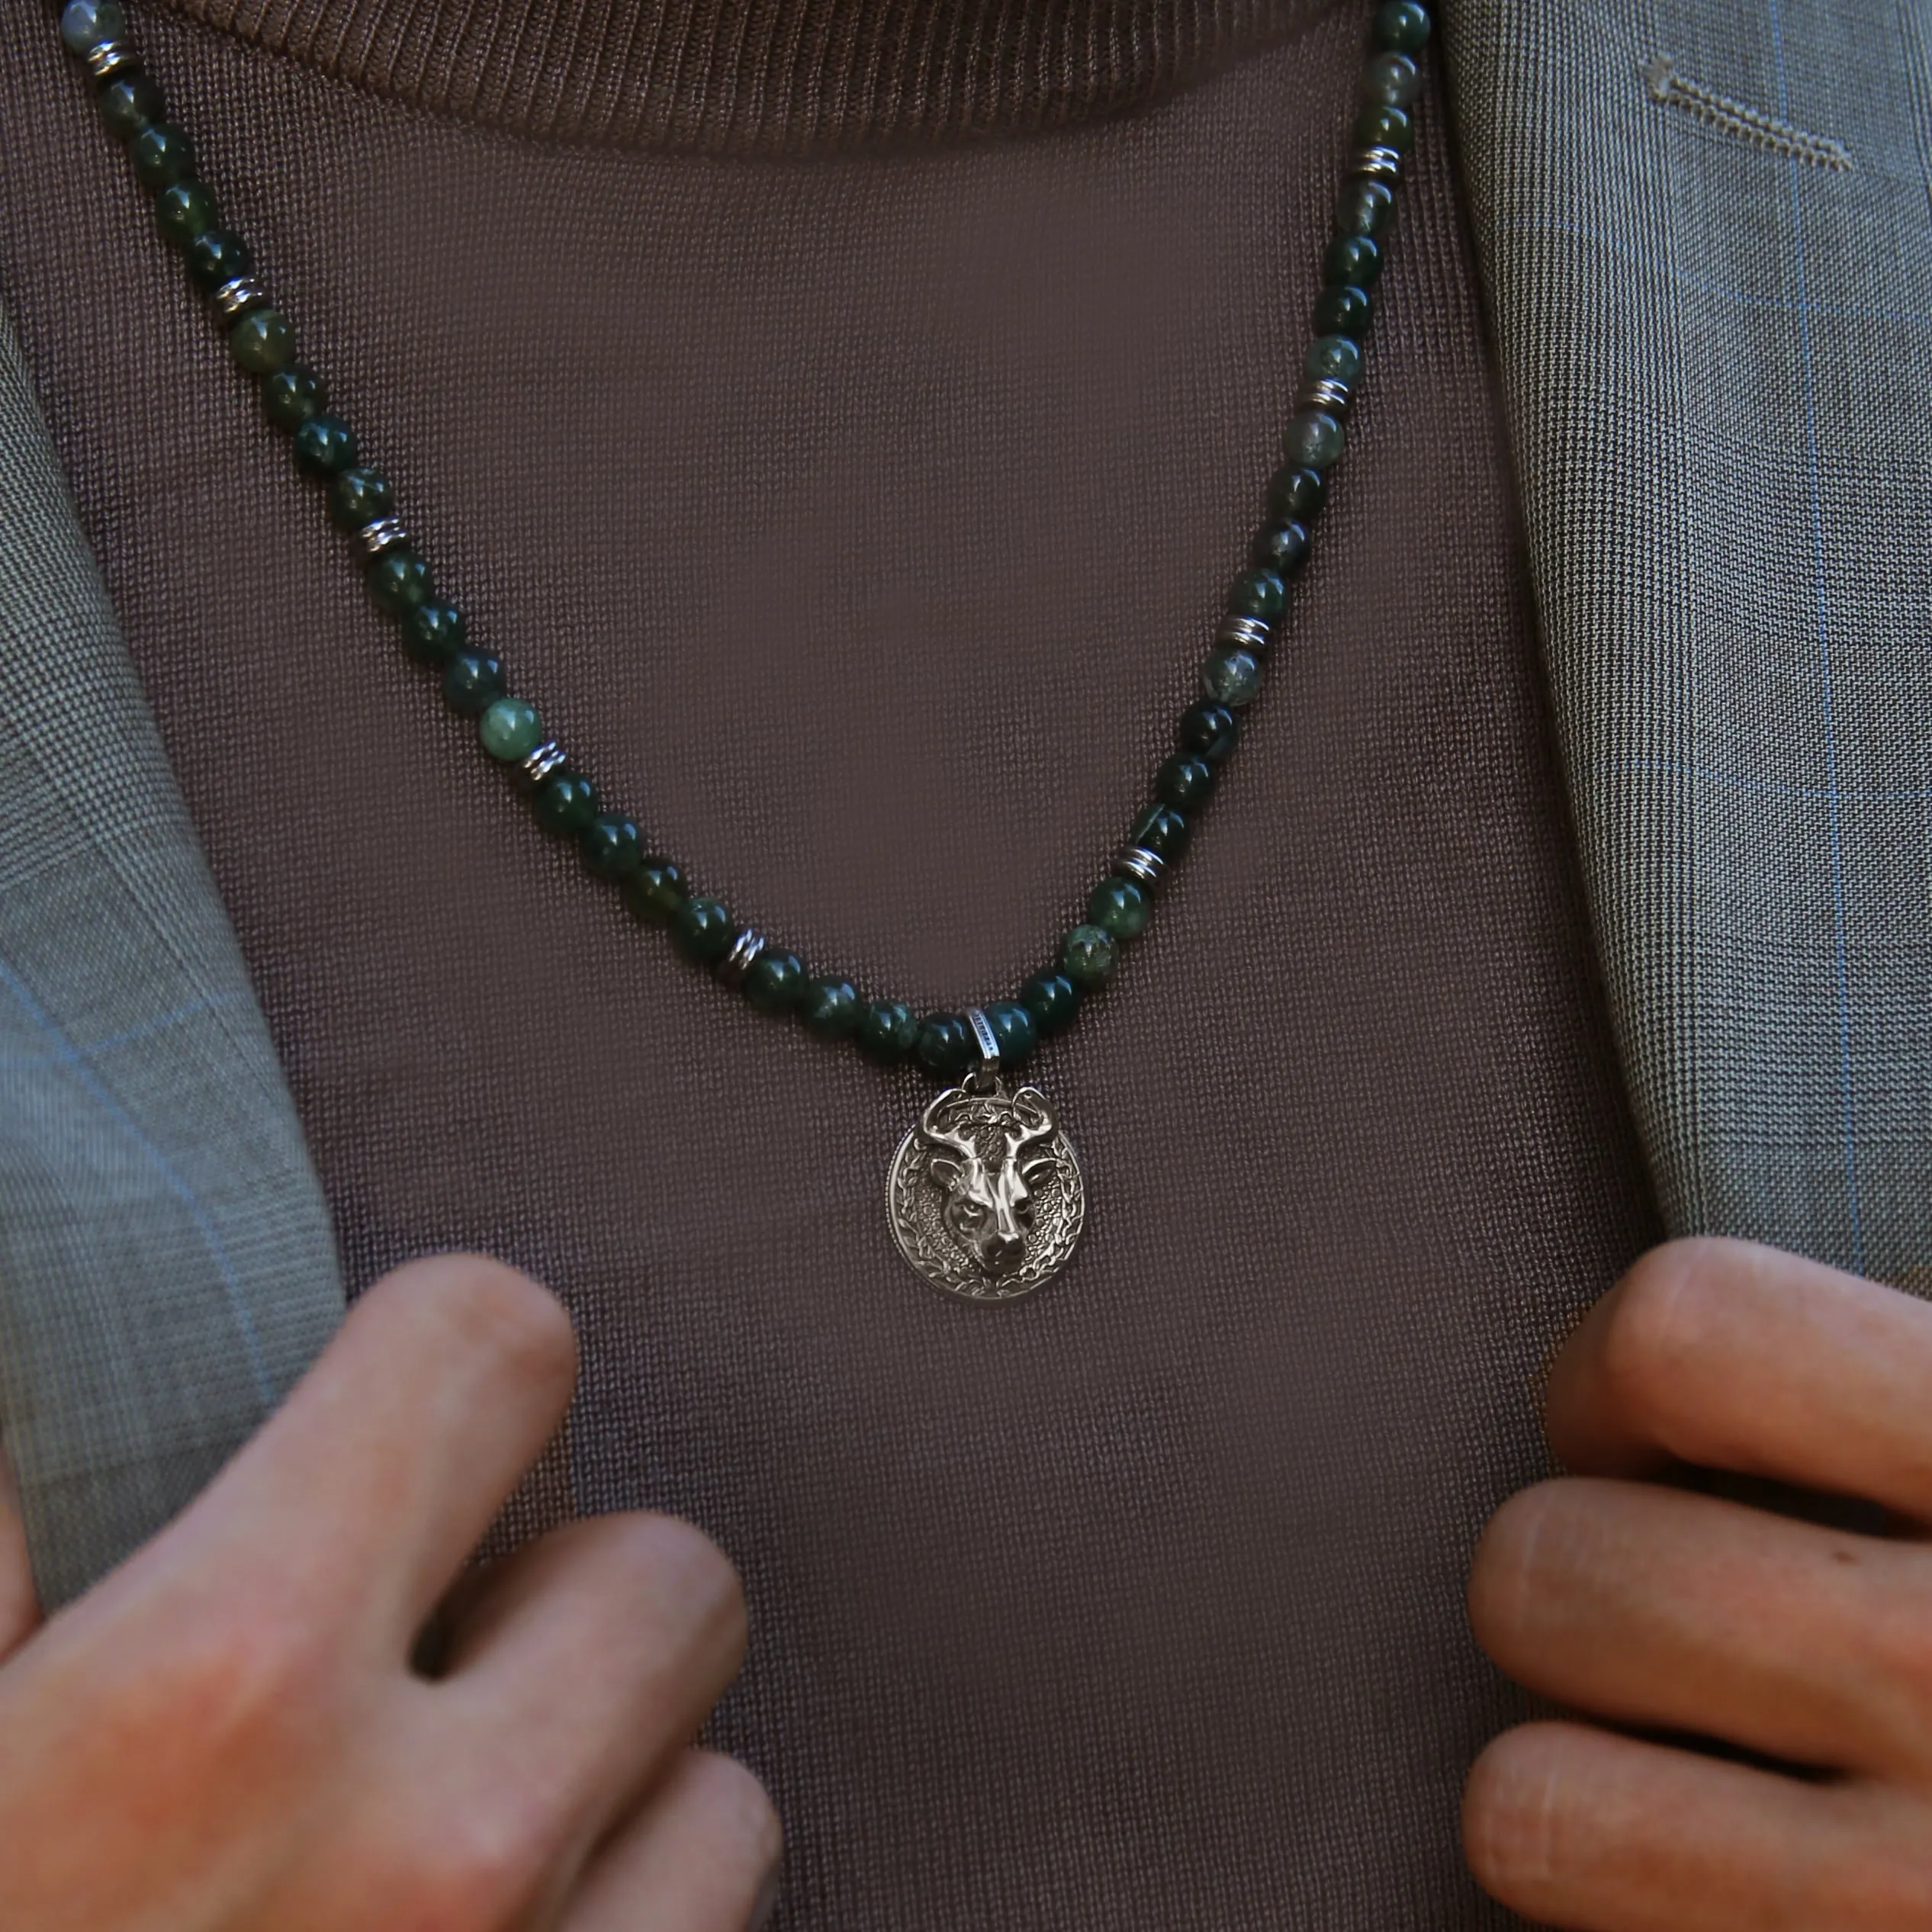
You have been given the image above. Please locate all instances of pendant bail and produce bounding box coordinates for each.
[965,1006,1002,1091]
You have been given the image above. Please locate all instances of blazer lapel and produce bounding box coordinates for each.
[1445,0,1932,1283]
[0,302,343,1608]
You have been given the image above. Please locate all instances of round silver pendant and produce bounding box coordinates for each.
[887,1078,1085,1302]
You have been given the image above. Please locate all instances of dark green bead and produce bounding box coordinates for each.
[400,602,465,665]
[1175,700,1239,763]
[1312,284,1374,338]
[185,227,252,292]
[1268,465,1328,523]
[1374,1,1432,51]
[1282,410,1345,471]
[857,1000,920,1062]
[368,550,433,614]
[1019,970,1081,1037]
[1088,876,1149,941]
[1202,645,1264,709]
[1323,234,1382,288]
[479,696,543,763]
[262,366,326,431]
[744,950,805,1014]
[130,124,194,190]
[155,181,220,250]
[536,772,600,835]
[98,71,161,141]
[1132,802,1192,858]
[1157,754,1215,811]
[1061,925,1117,992]
[627,857,687,922]
[1355,101,1413,151]
[1306,334,1364,384]
[581,813,645,880]
[917,1013,975,1078]
[674,895,735,963]
[1361,50,1422,105]
[330,468,393,530]
[230,308,294,376]
[1334,178,1395,239]
[1226,567,1286,621]
[800,976,860,1038]
[294,416,358,474]
[1252,521,1310,575]
[442,649,505,716]
[987,1000,1037,1065]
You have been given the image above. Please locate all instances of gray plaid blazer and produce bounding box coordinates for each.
[3,0,1928,1603]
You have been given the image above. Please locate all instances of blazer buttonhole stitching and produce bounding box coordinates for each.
[1641,55,1853,170]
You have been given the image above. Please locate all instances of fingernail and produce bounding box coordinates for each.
[748,1864,782,1930]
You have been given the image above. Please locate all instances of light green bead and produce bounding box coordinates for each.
[61,1,126,53]
[479,696,544,762]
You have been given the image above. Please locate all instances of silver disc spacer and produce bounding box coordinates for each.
[1352,146,1403,181]
[86,41,139,79]
[1217,614,1272,653]
[718,928,767,986]
[520,740,567,784]
[209,277,266,320]
[1114,846,1166,889]
[1297,377,1352,416]
[355,517,410,556]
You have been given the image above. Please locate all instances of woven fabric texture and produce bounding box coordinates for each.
[1446,0,1932,1285]
[0,2,1660,1924]
[0,309,343,1611]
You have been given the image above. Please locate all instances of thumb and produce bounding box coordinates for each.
[0,1440,42,1660]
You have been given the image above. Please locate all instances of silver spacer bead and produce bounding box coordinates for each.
[718,928,767,987]
[355,517,410,556]
[1114,847,1167,889]
[209,277,266,320]
[1351,146,1404,182]
[520,740,567,785]
[85,40,140,79]
[1217,614,1273,653]
[1297,377,1353,416]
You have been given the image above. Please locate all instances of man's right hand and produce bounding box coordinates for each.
[0,1254,780,1930]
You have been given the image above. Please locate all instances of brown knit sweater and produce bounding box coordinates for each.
[0,4,1656,1926]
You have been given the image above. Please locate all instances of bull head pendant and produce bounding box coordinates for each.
[887,1076,1085,1301]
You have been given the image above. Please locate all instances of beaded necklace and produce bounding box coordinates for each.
[53,0,1430,1302]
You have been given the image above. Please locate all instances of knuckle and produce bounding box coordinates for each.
[387,1807,549,1932]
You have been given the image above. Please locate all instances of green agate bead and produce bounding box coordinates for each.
[1087,876,1148,940]
[400,602,465,664]
[1312,284,1374,338]
[1019,970,1081,1037]
[98,72,161,141]
[1175,701,1239,763]
[330,468,393,530]
[1305,334,1363,384]
[1202,645,1263,709]
[478,697,543,763]
[744,950,805,1013]
[1268,465,1328,522]
[674,895,734,963]
[294,416,358,474]
[1227,567,1286,621]
[987,1000,1037,1065]
[230,308,294,375]
[628,858,686,921]
[1361,50,1422,106]
[800,977,860,1038]
[442,649,505,715]
[1252,521,1310,575]
[1355,102,1413,151]
[262,366,326,430]
[1323,234,1382,288]
[917,1013,975,1077]
[1157,754,1215,811]
[582,813,644,879]
[536,772,599,834]
[858,1000,920,1062]
[185,227,252,291]
[62,2,127,53]
[1334,178,1394,239]
[131,124,194,190]
[1131,802,1192,858]
[1282,410,1345,471]
[367,550,432,613]
[1061,925,1117,991]
[156,181,220,249]
[1374,1,1431,51]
